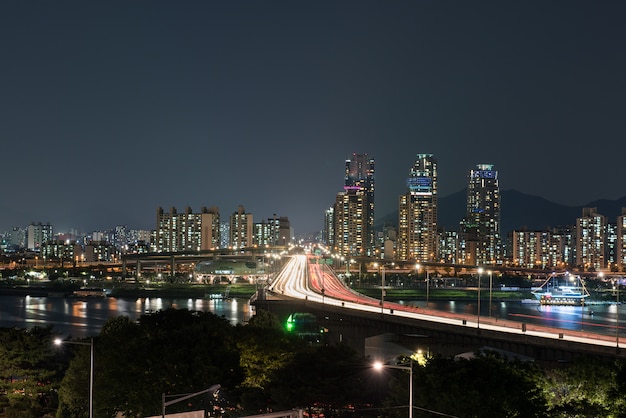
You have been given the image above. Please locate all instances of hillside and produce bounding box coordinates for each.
[375,190,626,235]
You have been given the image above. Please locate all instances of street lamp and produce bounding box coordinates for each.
[373,359,413,418]
[162,384,221,418]
[477,268,483,329]
[55,337,94,418]
[613,276,621,348]
[417,264,430,308]
[374,262,386,313]
[488,270,493,317]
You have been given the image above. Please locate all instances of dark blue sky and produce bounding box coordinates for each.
[1,1,625,235]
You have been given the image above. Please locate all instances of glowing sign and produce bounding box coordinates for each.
[406,176,433,193]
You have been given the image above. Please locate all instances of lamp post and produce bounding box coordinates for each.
[162,384,221,418]
[55,337,94,418]
[477,268,483,329]
[381,265,386,313]
[416,264,430,307]
[488,270,493,317]
[373,359,413,418]
[614,277,621,349]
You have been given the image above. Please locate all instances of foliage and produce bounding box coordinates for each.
[56,309,242,417]
[412,352,548,418]
[267,344,376,417]
[540,356,622,417]
[234,311,301,413]
[0,326,62,417]
[4,308,626,417]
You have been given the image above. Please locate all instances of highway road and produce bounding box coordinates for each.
[267,254,625,351]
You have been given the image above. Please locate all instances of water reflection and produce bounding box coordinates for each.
[0,295,254,339]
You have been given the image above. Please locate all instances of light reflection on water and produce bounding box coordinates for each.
[4,295,624,339]
[0,295,254,338]
[404,299,625,336]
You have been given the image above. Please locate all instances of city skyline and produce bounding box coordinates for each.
[1,1,625,235]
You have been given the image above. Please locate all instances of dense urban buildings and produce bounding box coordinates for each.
[2,152,626,273]
[154,205,292,252]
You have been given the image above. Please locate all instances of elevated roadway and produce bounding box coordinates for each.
[259,255,626,363]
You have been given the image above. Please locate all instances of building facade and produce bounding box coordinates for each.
[397,154,438,262]
[333,190,368,257]
[254,216,292,247]
[155,206,220,252]
[27,222,53,251]
[576,207,606,271]
[460,164,501,266]
[617,209,626,272]
[229,205,253,249]
[344,153,375,255]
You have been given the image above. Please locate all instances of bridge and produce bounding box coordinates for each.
[253,255,626,365]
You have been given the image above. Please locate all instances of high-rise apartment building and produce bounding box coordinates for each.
[344,153,375,255]
[323,206,334,247]
[155,206,220,252]
[333,191,368,257]
[511,229,554,269]
[617,208,626,271]
[460,164,501,266]
[576,207,605,270]
[254,216,292,247]
[397,154,438,262]
[230,205,253,249]
[27,222,53,250]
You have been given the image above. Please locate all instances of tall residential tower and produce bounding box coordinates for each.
[397,154,438,262]
[460,164,501,266]
[333,153,375,256]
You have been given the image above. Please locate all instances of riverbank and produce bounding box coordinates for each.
[0,282,259,299]
[0,281,610,303]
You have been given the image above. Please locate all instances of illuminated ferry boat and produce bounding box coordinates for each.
[532,272,590,305]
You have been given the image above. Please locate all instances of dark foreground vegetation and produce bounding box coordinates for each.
[1,309,626,418]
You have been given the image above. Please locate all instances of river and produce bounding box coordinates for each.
[403,299,625,337]
[0,295,255,338]
[0,295,624,340]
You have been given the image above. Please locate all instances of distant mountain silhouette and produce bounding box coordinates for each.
[376,189,626,236]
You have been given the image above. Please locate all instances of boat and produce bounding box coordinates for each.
[71,288,108,298]
[532,272,590,305]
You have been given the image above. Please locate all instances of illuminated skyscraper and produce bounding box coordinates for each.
[342,153,375,255]
[575,207,606,270]
[460,164,501,266]
[27,222,53,250]
[254,216,292,247]
[323,206,335,247]
[230,205,253,249]
[397,154,438,262]
[333,190,368,257]
[618,208,626,271]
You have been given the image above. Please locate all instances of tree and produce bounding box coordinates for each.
[268,344,375,417]
[0,326,62,417]
[541,356,621,417]
[56,309,242,417]
[234,311,300,414]
[412,352,547,417]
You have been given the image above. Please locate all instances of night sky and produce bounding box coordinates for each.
[2,1,625,235]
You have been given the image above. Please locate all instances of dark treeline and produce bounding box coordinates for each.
[1,309,625,417]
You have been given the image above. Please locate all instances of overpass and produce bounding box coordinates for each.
[253,255,626,364]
